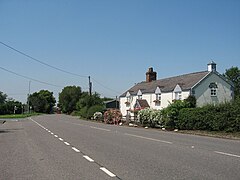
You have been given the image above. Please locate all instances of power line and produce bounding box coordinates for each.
[0,41,88,78]
[0,66,63,88]
[0,41,122,95]
[92,77,121,95]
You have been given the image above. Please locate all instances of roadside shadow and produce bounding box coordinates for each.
[0,128,23,133]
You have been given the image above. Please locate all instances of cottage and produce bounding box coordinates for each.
[119,62,234,117]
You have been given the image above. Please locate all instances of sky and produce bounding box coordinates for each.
[0,0,240,103]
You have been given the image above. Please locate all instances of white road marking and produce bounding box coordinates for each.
[54,135,58,138]
[214,151,240,158]
[83,155,94,162]
[64,142,70,146]
[90,126,111,132]
[48,130,51,133]
[51,132,54,135]
[100,167,116,177]
[72,147,80,153]
[59,138,63,141]
[124,133,173,144]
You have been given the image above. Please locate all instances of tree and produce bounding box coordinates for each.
[58,86,82,114]
[29,90,56,113]
[76,92,104,118]
[0,91,7,104]
[223,66,240,99]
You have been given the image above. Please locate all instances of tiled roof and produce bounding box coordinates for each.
[136,99,150,108]
[120,71,210,97]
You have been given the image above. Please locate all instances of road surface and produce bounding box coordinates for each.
[0,114,239,180]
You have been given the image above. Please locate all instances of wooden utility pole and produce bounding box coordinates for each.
[88,76,92,96]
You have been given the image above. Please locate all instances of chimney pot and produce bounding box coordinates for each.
[146,67,157,82]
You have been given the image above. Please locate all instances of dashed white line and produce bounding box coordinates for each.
[54,135,58,138]
[214,151,240,158]
[124,133,173,144]
[83,155,94,162]
[100,167,116,177]
[51,132,54,135]
[90,126,111,132]
[72,147,80,153]
[64,142,70,146]
[59,138,63,141]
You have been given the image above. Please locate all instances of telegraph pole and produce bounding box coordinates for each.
[88,76,92,96]
[28,81,31,114]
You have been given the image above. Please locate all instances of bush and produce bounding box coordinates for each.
[137,108,162,127]
[87,105,104,119]
[104,109,122,124]
[178,100,240,132]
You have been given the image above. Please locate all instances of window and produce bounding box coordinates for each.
[156,94,161,101]
[211,88,217,96]
[209,82,218,97]
[175,92,182,100]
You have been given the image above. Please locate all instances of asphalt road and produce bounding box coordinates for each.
[0,114,239,180]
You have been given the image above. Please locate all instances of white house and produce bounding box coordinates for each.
[119,62,234,117]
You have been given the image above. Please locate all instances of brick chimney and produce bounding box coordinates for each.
[146,67,157,82]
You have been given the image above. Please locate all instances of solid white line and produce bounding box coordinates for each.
[214,151,240,158]
[90,126,111,132]
[100,167,116,177]
[54,135,58,138]
[83,155,94,162]
[72,147,80,153]
[64,142,70,146]
[59,138,63,141]
[124,133,173,144]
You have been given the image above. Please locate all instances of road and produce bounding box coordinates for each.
[0,114,240,180]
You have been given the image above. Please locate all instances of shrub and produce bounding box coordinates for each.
[104,109,122,124]
[137,108,162,127]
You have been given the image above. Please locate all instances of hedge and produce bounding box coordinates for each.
[178,100,240,132]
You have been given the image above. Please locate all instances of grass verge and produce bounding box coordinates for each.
[0,113,42,119]
[177,130,240,140]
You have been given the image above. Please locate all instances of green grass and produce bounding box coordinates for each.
[177,130,240,140]
[0,113,42,119]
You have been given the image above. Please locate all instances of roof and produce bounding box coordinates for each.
[135,99,150,109]
[120,71,210,97]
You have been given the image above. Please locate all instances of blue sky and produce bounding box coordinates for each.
[0,0,240,103]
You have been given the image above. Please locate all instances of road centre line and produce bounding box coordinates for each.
[214,151,240,158]
[90,126,111,132]
[54,135,58,138]
[59,138,63,141]
[100,167,116,177]
[64,142,70,146]
[72,147,80,153]
[83,155,94,162]
[124,133,173,144]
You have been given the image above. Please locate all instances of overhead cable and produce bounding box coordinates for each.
[0,66,63,88]
[0,41,88,78]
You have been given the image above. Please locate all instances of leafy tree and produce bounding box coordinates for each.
[76,92,104,118]
[58,86,82,114]
[29,90,56,113]
[223,66,240,99]
[77,92,103,110]
[0,91,7,104]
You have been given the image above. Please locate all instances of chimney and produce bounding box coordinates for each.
[208,61,217,72]
[146,67,157,82]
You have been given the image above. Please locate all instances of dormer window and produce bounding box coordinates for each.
[174,84,182,100]
[125,92,131,106]
[137,90,142,99]
[209,82,218,97]
[154,87,161,104]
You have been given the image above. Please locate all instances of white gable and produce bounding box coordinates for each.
[155,87,161,94]
[126,91,131,97]
[137,89,142,96]
[173,84,182,93]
